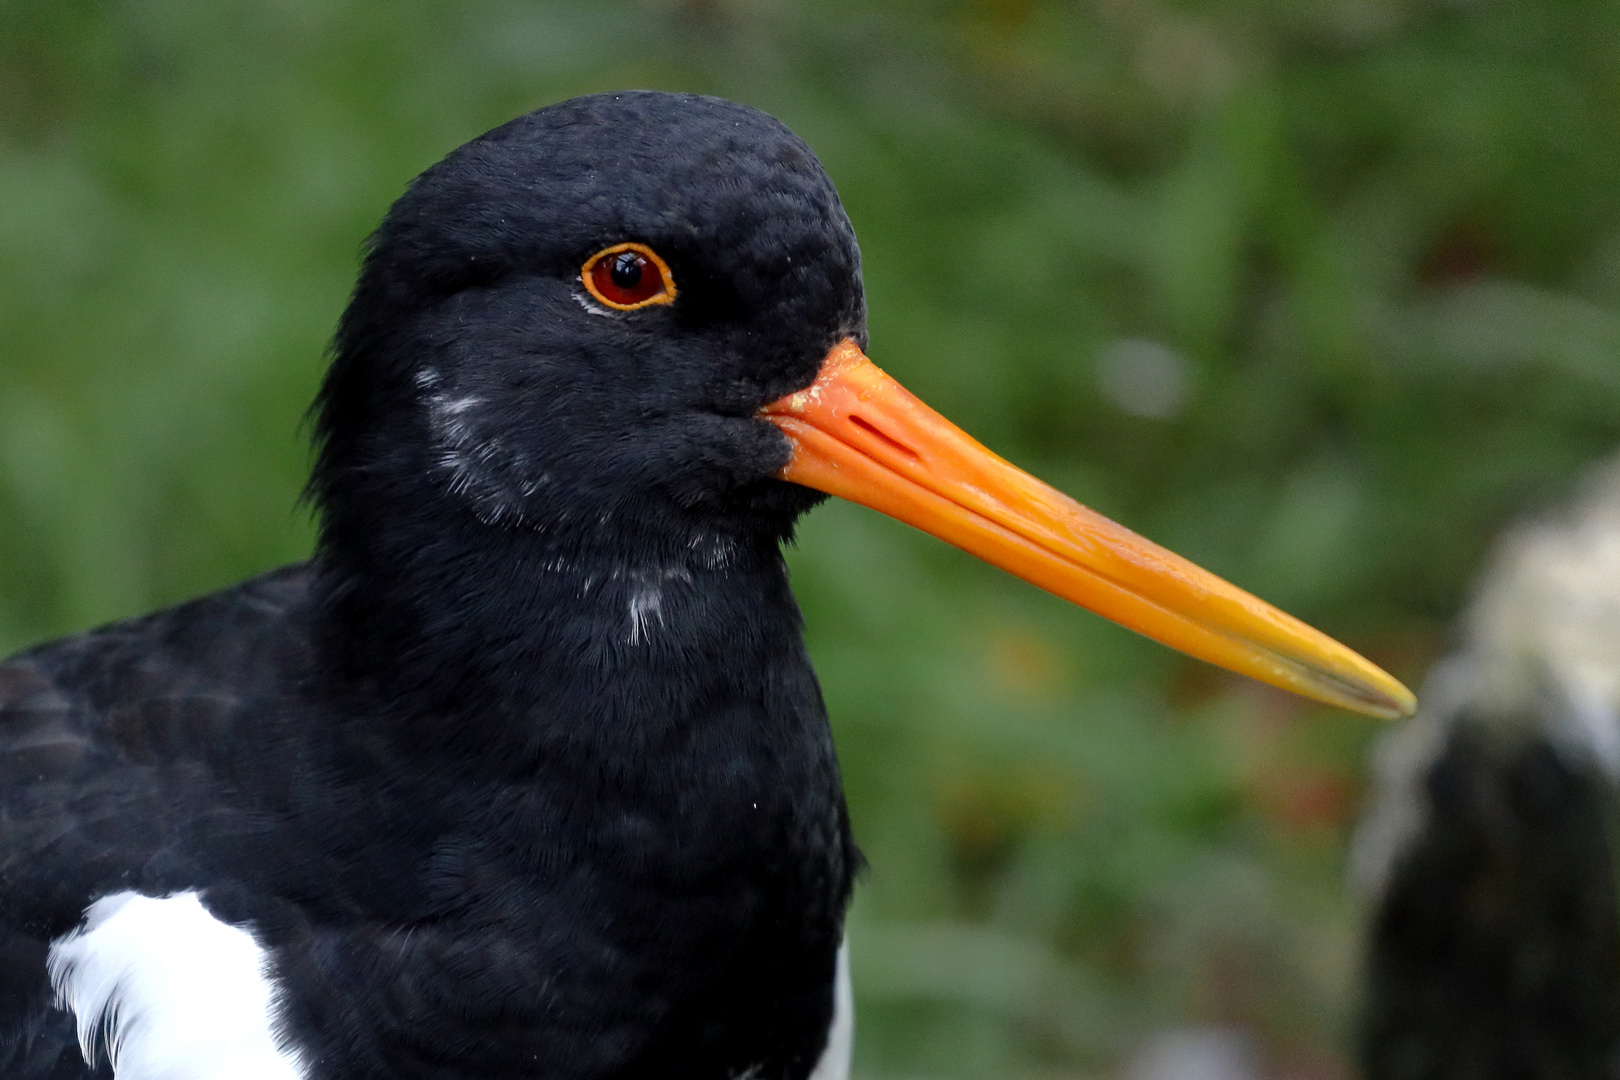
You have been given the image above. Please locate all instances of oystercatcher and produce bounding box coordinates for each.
[0,91,1413,1080]
[1354,455,1620,1080]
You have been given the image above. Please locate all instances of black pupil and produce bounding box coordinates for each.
[609,253,645,290]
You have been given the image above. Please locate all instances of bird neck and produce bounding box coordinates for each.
[311,503,820,774]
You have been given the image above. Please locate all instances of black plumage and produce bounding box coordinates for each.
[1360,723,1620,1080]
[0,92,862,1080]
[1353,457,1620,1080]
[0,88,1412,1080]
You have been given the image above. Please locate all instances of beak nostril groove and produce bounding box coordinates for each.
[848,415,920,461]
[762,338,1415,718]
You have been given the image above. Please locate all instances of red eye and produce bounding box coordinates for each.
[581,243,677,310]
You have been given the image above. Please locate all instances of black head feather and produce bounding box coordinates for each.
[311,91,866,565]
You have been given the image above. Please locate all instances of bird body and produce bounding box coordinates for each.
[0,92,1410,1080]
[1354,457,1620,1080]
[5,553,852,1079]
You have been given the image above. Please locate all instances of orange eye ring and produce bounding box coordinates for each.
[581,242,677,311]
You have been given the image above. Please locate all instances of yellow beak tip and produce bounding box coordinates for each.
[766,339,1424,724]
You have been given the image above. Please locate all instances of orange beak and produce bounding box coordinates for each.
[760,340,1416,719]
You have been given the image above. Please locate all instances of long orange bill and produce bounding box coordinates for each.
[760,339,1416,719]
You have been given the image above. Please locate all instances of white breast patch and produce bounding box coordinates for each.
[47,891,306,1080]
[807,940,853,1080]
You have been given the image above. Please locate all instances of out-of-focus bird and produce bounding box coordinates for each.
[0,91,1411,1080]
[1354,456,1620,1080]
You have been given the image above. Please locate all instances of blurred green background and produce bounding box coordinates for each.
[3,1,1619,1076]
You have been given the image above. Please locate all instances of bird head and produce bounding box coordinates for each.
[314,92,858,558]
[309,90,1415,720]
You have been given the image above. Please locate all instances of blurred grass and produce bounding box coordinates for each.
[4,1,1620,1076]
